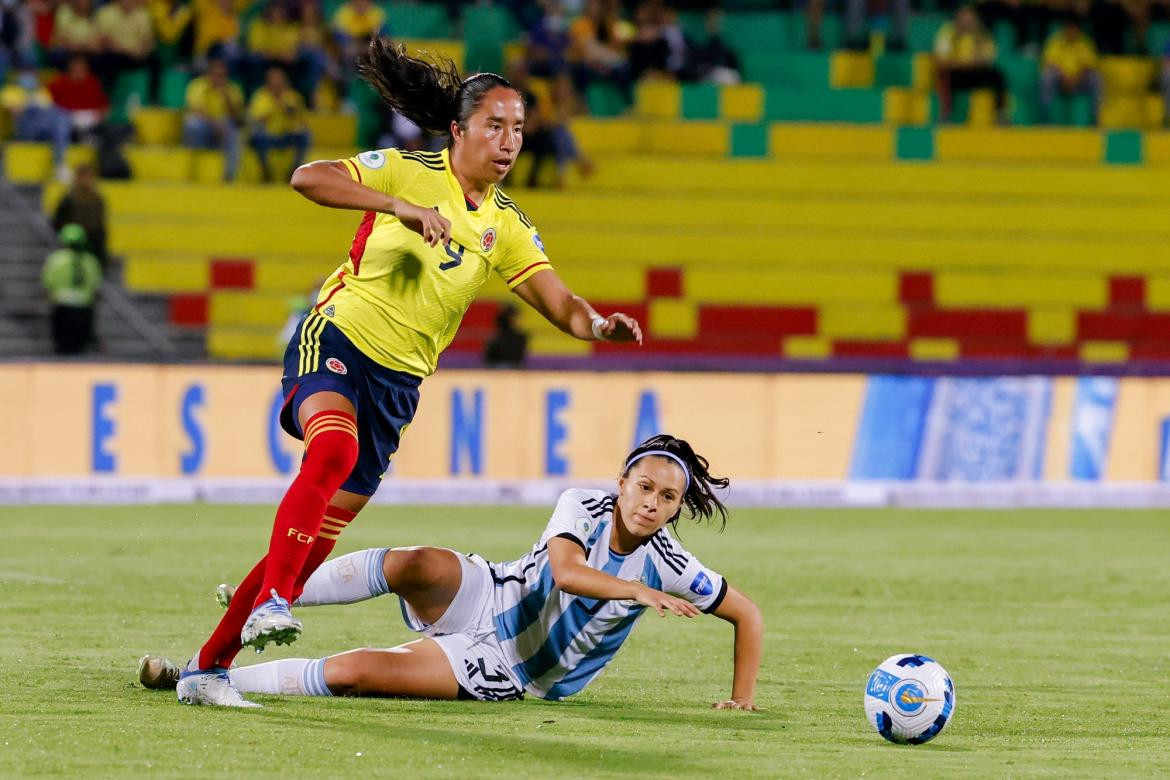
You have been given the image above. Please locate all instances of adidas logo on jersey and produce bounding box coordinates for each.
[323,305,335,317]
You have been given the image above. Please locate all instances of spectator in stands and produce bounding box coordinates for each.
[568,0,631,95]
[843,0,910,51]
[627,0,688,81]
[1040,19,1101,124]
[934,6,1008,124]
[25,0,58,55]
[182,57,244,181]
[2,67,73,181]
[94,0,159,104]
[245,1,303,96]
[50,0,101,67]
[527,0,571,78]
[0,0,36,83]
[47,54,108,140]
[483,303,528,367]
[43,223,103,356]
[295,0,337,108]
[151,0,196,62]
[686,9,741,85]
[52,163,109,268]
[193,0,243,66]
[247,66,310,182]
[331,0,385,66]
[521,69,593,188]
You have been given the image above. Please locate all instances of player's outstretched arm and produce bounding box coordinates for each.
[513,270,643,345]
[290,161,451,246]
[711,585,763,711]
[547,537,697,617]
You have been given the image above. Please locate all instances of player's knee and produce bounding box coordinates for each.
[325,650,373,695]
[389,547,445,589]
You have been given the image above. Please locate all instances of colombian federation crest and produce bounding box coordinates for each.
[480,227,497,252]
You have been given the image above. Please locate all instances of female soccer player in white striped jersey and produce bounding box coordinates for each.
[142,435,763,708]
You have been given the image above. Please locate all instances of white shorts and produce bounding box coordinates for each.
[397,551,525,701]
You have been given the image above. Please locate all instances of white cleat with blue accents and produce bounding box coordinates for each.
[176,664,261,708]
[240,588,302,652]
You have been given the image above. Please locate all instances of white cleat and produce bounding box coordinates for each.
[240,589,302,653]
[138,654,181,690]
[176,665,261,708]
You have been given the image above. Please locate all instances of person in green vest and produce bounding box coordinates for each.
[42,223,103,355]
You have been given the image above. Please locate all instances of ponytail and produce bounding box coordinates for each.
[357,37,518,137]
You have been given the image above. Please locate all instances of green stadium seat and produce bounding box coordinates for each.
[384,1,448,38]
[722,11,790,54]
[764,87,884,121]
[585,82,628,117]
[109,70,150,123]
[159,69,190,110]
[1150,22,1170,56]
[681,83,719,119]
[462,4,518,74]
[742,51,830,89]
[907,14,945,52]
[874,52,914,87]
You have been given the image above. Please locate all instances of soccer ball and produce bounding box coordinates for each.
[863,654,955,745]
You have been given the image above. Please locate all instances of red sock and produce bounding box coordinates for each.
[291,505,357,602]
[196,555,267,670]
[254,410,359,608]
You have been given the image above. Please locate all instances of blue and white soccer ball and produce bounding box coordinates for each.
[863,654,955,745]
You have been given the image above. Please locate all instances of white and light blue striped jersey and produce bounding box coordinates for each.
[486,489,728,700]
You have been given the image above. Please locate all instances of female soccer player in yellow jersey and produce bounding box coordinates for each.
[171,38,643,707]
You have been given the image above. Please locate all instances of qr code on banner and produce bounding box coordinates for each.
[918,377,1052,481]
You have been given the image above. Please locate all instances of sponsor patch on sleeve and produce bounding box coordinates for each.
[357,150,386,169]
[689,571,713,596]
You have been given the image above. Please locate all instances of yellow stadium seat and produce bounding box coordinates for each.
[569,118,643,154]
[783,335,832,359]
[1145,277,1170,310]
[126,146,193,182]
[1080,340,1129,363]
[935,272,1107,308]
[304,113,357,148]
[3,142,52,182]
[648,299,697,339]
[190,150,226,183]
[909,338,959,361]
[819,305,906,339]
[1027,308,1076,345]
[770,123,893,159]
[719,83,764,122]
[1101,95,1147,129]
[912,53,934,91]
[646,120,728,155]
[210,292,289,327]
[635,81,681,119]
[65,144,98,172]
[966,89,997,127]
[934,127,1098,163]
[527,332,593,356]
[123,255,209,292]
[132,107,182,145]
[208,326,283,360]
[829,51,875,89]
[1101,56,1154,96]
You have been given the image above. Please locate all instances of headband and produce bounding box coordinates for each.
[624,450,691,492]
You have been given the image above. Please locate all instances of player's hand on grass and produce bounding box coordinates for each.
[633,584,699,618]
[597,313,643,345]
[394,200,452,247]
[712,698,757,711]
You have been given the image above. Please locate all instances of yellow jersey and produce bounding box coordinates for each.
[1043,32,1097,78]
[185,76,244,121]
[247,87,307,135]
[316,147,552,377]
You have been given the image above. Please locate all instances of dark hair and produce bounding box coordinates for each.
[622,434,730,530]
[357,36,517,137]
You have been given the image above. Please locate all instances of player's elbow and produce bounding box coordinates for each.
[289,163,316,193]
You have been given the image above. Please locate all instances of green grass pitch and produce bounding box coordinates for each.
[1,505,1167,778]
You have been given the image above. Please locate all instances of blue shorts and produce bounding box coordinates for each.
[279,312,421,496]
